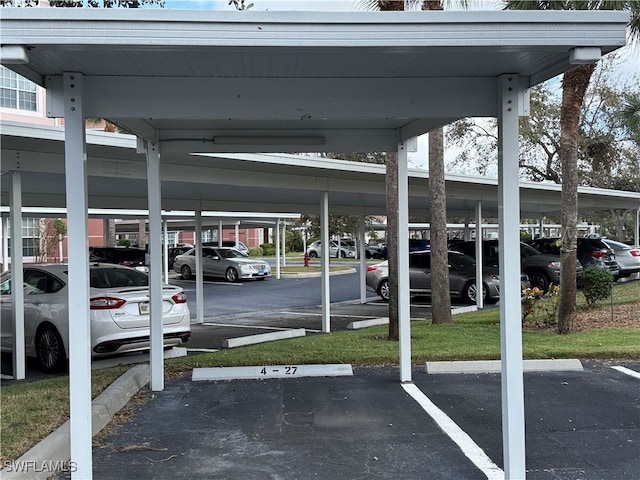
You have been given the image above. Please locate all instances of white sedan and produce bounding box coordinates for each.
[0,264,191,372]
[173,247,271,282]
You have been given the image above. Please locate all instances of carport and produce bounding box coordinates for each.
[0,8,630,479]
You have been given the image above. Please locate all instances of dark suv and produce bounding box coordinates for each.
[89,246,148,272]
[448,239,579,292]
[526,237,619,279]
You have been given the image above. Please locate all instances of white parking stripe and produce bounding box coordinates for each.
[402,383,504,480]
[612,365,640,379]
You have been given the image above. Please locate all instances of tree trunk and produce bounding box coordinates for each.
[428,127,452,324]
[138,220,147,249]
[386,151,399,340]
[378,0,404,340]
[557,64,595,334]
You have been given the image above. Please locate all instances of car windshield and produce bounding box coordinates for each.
[521,243,542,256]
[448,252,475,269]
[87,267,149,288]
[217,248,247,259]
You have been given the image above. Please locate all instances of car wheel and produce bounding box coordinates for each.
[180,265,192,280]
[226,267,239,282]
[462,281,486,304]
[340,251,347,258]
[377,279,390,301]
[365,251,372,259]
[308,251,318,258]
[36,324,66,373]
[528,271,550,293]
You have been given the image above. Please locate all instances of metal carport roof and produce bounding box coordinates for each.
[2,121,639,218]
[0,8,631,480]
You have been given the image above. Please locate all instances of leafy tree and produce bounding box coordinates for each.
[35,219,67,263]
[505,0,639,334]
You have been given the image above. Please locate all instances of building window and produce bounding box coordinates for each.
[0,66,37,112]
[7,218,40,257]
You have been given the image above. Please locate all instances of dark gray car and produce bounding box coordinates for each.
[449,239,579,293]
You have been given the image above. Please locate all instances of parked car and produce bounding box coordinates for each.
[166,246,192,270]
[0,264,191,372]
[365,243,384,259]
[89,246,148,273]
[306,240,356,259]
[526,237,619,278]
[379,239,431,259]
[601,239,640,280]
[173,246,270,282]
[366,250,501,304]
[203,240,250,256]
[448,239,579,292]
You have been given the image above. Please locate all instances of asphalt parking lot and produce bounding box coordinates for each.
[78,359,639,480]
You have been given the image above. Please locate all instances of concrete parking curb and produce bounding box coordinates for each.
[425,359,584,374]
[1,364,150,480]
[279,267,356,278]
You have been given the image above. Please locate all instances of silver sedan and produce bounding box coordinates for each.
[173,247,271,282]
[602,239,640,280]
[366,250,501,304]
[0,264,191,372]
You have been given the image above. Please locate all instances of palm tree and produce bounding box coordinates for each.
[506,1,639,334]
[362,0,469,331]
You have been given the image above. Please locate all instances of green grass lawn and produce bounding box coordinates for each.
[2,280,638,465]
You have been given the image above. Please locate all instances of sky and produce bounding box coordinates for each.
[164,0,360,11]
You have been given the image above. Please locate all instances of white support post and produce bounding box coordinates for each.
[538,217,544,239]
[397,142,411,383]
[195,210,204,324]
[320,192,330,333]
[145,138,164,391]
[475,201,484,309]
[235,221,240,250]
[10,171,25,380]
[275,219,281,279]
[2,217,9,272]
[635,208,639,247]
[497,74,526,479]
[163,218,169,283]
[218,220,223,247]
[63,72,93,480]
[358,215,367,304]
[281,221,287,267]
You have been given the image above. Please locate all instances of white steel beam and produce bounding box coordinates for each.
[146,138,164,391]
[163,218,169,283]
[497,74,526,479]
[397,142,411,383]
[275,218,281,279]
[321,192,330,333]
[63,72,93,480]
[358,215,367,304]
[475,201,484,310]
[47,76,499,121]
[195,210,204,324]
[10,171,25,380]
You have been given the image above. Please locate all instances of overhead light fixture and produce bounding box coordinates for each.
[0,45,29,64]
[569,47,601,65]
[213,136,326,146]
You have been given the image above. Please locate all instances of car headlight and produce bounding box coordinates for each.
[488,274,499,281]
[548,261,561,268]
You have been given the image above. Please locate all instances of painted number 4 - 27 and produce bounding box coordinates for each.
[260,366,298,375]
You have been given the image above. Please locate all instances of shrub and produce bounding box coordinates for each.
[577,267,613,307]
[249,246,263,257]
[260,243,276,256]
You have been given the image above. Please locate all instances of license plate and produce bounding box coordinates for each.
[139,302,150,315]
[258,270,264,275]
